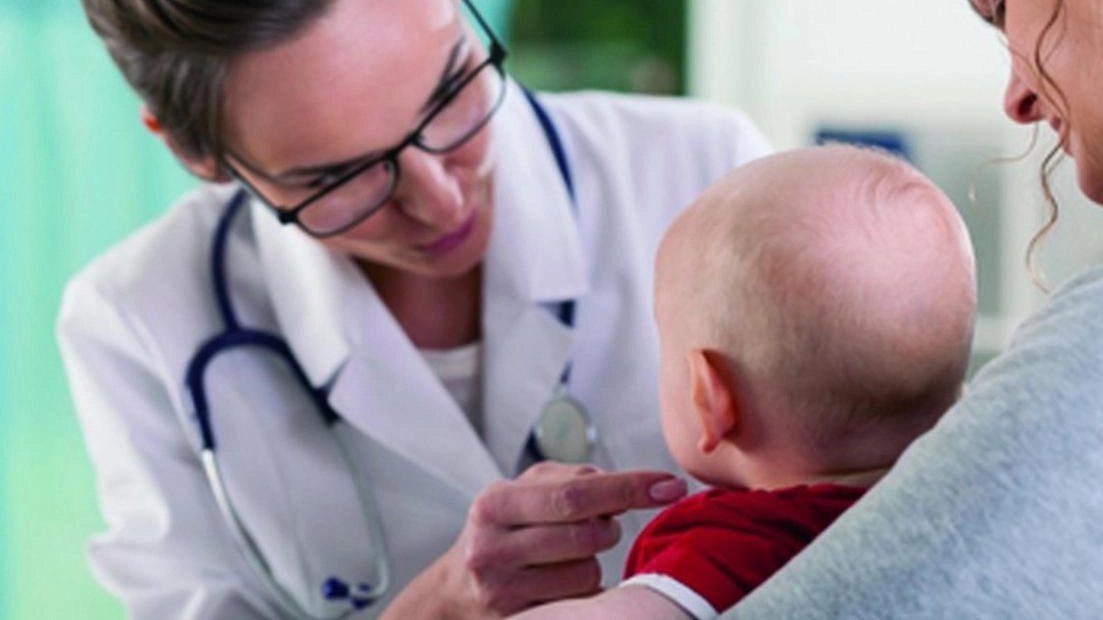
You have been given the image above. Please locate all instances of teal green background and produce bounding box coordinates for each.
[1,3,200,619]
[0,2,512,618]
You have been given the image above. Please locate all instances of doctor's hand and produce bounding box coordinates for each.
[382,463,687,620]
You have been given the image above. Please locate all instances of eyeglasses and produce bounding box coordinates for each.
[223,0,508,238]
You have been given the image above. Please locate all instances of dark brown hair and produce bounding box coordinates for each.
[81,0,336,162]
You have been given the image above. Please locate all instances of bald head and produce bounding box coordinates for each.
[656,145,976,447]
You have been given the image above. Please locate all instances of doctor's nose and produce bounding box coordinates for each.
[1003,69,1044,125]
[391,148,465,227]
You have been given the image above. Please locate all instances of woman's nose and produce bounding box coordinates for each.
[1003,68,1043,124]
[391,148,465,227]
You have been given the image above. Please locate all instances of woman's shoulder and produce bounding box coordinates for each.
[527,90,771,244]
[933,265,1103,464]
[537,90,771,166]
[986,264,1103,389]
[539,89,756,132]
[64,183,240,302]
[57,183,249,350]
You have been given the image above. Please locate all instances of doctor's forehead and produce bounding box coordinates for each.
[221,0,464,171]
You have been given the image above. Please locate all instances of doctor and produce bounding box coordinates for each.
[60,0,770,618]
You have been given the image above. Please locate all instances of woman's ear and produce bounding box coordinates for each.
[686,349,739,454]
[140,105,228,182]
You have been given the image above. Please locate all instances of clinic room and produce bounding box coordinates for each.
[4,0,1103,618]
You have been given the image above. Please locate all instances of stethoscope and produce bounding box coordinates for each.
[184,89,595,619]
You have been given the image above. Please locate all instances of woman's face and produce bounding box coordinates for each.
[973,0,1103,202]
[222,0,497,279]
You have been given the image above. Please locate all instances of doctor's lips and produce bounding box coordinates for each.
[417,209,478,257]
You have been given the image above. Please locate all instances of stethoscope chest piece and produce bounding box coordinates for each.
[533,386,595,464]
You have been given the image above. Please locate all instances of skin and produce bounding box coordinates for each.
[510,582,692,620]
[971,0,1103,202]
[512,146,977,620]
[220,0,491,349]
[405,462,687,620]
[655,146,976,491]
[143,0,689,617]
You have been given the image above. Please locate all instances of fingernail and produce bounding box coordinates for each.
[649,478,687,502]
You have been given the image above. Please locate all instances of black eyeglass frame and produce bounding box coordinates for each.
[223,0,509,238]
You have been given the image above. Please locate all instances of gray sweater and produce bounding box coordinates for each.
[722,265,1103,619]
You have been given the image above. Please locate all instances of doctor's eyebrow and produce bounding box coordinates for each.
[272,37,471,181]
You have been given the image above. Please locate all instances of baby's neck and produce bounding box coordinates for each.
[802,464,892,489]
[707,436,901,491]
[732,452,895,491]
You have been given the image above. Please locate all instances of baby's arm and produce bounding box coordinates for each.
[510,585,694,620]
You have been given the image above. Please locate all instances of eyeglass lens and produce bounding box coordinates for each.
[298,62,505,236]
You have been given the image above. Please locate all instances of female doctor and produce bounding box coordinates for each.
[59,0,770,618]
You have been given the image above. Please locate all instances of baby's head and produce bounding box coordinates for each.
[655,144,976,489]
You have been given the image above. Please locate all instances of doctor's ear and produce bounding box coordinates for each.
[686,349,739,454]
[139,105,229,183]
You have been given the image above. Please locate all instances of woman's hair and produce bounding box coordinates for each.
[81,0,337,162]
[1024,0,1070,283]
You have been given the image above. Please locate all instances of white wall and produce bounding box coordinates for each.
[686,0,1103,366]
[688,0,1011,147]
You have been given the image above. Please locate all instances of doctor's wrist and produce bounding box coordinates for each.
[378,551,473,620]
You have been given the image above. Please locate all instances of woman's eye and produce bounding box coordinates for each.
[991,0,1006,26]
[982,0,1006,27]
[972,0,1005,27]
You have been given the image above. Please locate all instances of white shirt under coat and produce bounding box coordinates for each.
[57,79,771,619]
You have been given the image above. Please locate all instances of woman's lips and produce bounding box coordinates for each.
[417,210,478,257]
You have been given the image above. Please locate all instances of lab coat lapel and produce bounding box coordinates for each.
[250,80,587,492]
[482,82,590,474]
[325,313,501,498]
[252,202,500,499]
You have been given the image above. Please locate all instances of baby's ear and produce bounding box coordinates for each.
[140,105,228,182]
[686,349,739,454]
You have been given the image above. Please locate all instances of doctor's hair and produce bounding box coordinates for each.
[81,0,337,163]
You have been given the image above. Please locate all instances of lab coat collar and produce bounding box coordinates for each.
[481,79,591,472]
[250,78,588,494]
[250,203,353,389]
[253,206,501,496]
[484,79,589,305]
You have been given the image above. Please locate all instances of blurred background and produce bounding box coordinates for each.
[3,0,1102,617]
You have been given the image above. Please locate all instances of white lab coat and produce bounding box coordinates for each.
[58,80,771,619]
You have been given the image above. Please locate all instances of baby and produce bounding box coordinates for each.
[513,144,977,619]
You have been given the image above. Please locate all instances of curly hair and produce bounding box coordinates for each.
[1024,0,1071,283]
[969,0,1078,284]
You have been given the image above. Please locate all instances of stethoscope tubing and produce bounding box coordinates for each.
[186,189,390,619]
[186,88,584,618]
